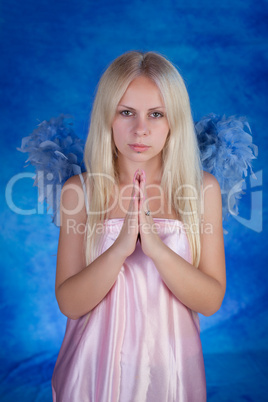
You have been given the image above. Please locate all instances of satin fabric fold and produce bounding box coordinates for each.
[52,218,206,401]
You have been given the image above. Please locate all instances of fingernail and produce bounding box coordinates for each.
[141,169,146,181]
[133,169,140,183]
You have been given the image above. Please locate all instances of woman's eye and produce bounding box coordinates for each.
[120,110,133,116]
[151,112,163,118]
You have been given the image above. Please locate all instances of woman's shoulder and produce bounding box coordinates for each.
[63,172,87,187]
[202,170,221,191]
[61,173,88,219]
[201,170,222,215]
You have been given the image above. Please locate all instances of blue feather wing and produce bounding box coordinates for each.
[17,115,86,226]
[195,114,258,220]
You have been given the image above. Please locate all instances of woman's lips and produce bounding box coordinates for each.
[128,143,150,152]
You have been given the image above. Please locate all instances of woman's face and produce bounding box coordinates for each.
[112,76,170,166]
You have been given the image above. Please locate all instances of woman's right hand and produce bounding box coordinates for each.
[113,170,140,258]
[56,173,141,318]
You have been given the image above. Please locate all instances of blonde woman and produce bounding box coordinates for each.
[52,51,226,401]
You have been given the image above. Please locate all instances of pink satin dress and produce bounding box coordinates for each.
[52,215,206,401]
[52,219,206,402]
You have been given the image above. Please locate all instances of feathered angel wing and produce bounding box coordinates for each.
[195,114,258,221]
[17,115,85,226]
[18,113,258,227]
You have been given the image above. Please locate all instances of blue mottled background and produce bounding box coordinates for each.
[1,0,267,400]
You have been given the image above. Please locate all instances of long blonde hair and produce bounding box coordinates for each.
[84,51,203,267]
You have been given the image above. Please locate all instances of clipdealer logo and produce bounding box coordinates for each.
[5,170,263,233]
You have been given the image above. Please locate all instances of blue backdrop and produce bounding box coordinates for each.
[1,0,267,400]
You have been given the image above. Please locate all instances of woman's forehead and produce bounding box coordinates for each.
[118,76,165,108]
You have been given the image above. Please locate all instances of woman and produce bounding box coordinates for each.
[52,51,226,401]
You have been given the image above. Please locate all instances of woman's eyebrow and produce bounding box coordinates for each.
[117,104,136,110]
[148,106,166,111]
[118,104,166,110]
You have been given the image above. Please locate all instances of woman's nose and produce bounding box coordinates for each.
[134,115,149,136]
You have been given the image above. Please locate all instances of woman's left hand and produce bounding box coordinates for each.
[138,170,163,257]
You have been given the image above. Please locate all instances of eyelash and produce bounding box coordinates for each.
[119,110,164,118]
[120,110,133,116]
[151,112,164,118]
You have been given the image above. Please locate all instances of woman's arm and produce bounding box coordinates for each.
[140,171,226,316]
[55,174,139,320]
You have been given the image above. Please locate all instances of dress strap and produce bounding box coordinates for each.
[79,173,89,215]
